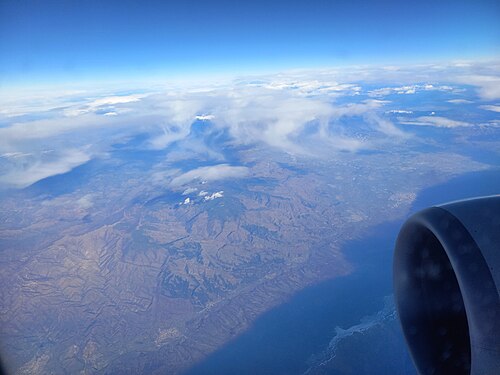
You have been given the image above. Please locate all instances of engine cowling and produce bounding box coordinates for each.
[393,196,500,375]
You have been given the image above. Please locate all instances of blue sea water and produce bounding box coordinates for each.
[185,168,500,375]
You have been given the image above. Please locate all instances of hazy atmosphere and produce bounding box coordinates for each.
[0,1,499,374]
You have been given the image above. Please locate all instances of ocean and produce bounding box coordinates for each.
[186,168,500,375]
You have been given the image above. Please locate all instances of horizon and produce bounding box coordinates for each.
[2,57,500,96]
[1,0,499,87]
[1,2,500,374]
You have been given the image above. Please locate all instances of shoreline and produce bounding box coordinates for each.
[185,167,500,375]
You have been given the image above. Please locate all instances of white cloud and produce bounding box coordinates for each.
[368,115,409,137]
[480,120,500,128]
[386,110,413,114]
[0,152,32,159]
[147,97,209,149]
[323,137,365,152]
[259,79,361,97]
[399,116,471,128]
[149,126,190,150]
[195,114,215,121]
[0,110,144,148]
[453,75,500,100]
[204,191,224,201]
[170,164,249,187]
[209,90,338,153]
[0,149,90,188]
[150,168,181,185]
[88,95,144,107]
[76,194,95,209]
[182,187,198,195]
[368,84,456,97]
[63,94,148,117]
[480,105,500,113]
[447,99,473,104]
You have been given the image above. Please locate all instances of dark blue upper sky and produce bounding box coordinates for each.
[1,0,499,85]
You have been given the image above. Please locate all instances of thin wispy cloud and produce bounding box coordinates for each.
[480,104,500,113]
[447,99,473,104]
[368,115,409,138]
[399,116,472,128]
[169,164,250,188]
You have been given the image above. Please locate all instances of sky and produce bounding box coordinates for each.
[0,0,499,86]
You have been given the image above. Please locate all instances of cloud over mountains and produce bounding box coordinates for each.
[170,165,249,188]
[0,60,498,188]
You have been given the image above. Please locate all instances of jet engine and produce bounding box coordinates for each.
[393,196,499,375]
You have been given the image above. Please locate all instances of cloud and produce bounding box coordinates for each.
[169,164,249,187]
[453,75,500,101]
[76,194,95,209]
[2,60,499,189]
[0,71,413,161]
[63,94,147,117]
[209,95,395,155]
[323,137,365,152]
[447,99,473,104]
[480,105,500,113]
[150,168,182,185]
[182,187,198,195]
[89,95,144,107]
[0,110,148,148]
[386,110,413,114]
[368,115,409,137]
[399,116,471,128]
[208,90,338,154]
[368,84,457,97]
[480,120,500,128]
[149,126,191,150]
[204,191,224,201]
[146,97,210,149]
[0,149,90,188]
[195,114,215,121]
[0,152,32,159]
[258,79,361,97]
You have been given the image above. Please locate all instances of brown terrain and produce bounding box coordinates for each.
[0,145,487,374]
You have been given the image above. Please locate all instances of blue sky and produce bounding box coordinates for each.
[0,0,499,85]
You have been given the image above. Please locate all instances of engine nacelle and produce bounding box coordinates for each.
[394,196,500,375]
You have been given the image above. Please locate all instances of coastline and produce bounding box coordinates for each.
[185,167,500,375]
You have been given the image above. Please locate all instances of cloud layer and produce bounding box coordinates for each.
[0,149,90,188]
[0,60,498,189]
